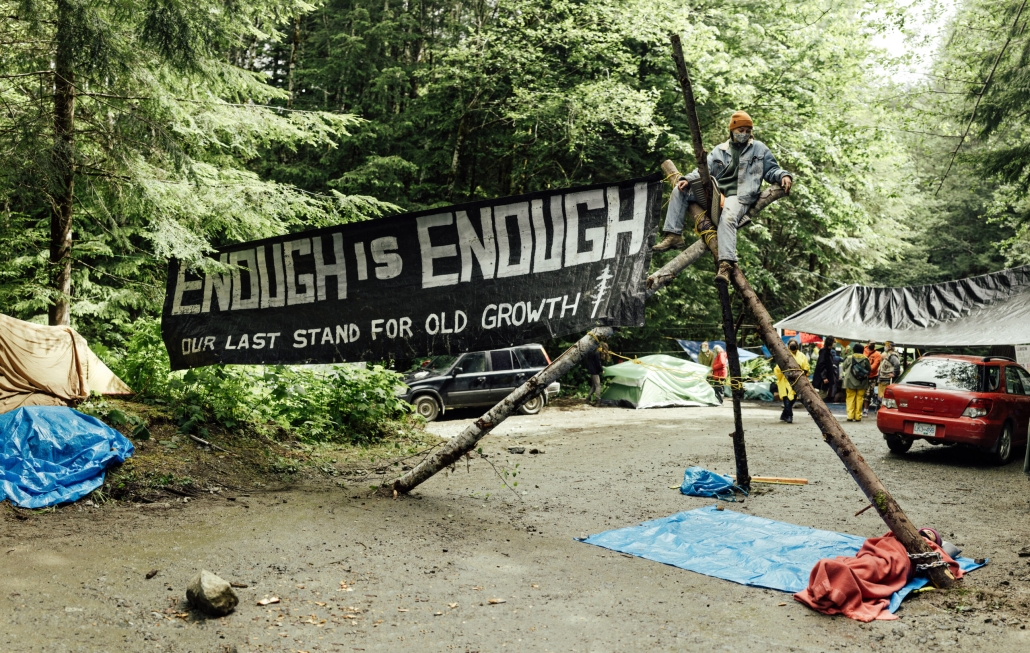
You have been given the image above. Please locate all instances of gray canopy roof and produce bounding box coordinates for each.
[774,266,1030,346]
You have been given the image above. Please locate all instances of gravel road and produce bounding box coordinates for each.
[3,400,1030,652]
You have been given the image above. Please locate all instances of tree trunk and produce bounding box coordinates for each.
[386,327,614,495]
[50,3,75,327]
[287,17,301,108]
[717,280,750,492]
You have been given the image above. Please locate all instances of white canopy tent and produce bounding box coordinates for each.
[774,266,1030,348]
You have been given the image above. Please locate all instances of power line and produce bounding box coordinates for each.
[935,0,1029,196]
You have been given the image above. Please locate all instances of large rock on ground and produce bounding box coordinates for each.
[186,570,238,616]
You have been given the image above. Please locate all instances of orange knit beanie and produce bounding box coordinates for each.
[728,111,753,131]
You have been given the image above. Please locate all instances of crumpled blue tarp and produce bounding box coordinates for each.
[581,506,985,613]
[0,406,134,508]
[680,466,746,502]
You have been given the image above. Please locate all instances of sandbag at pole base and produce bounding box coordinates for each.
[384,327,614,496]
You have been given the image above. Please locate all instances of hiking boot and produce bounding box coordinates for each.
[715,260,734,284]
[652,232,686,252]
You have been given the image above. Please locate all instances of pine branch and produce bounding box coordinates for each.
[0,71,54,79]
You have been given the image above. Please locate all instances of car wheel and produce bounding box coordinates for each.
[413,395,441,422]
[885,433,913,454]
[518,395,545,415]
[990,421,1014,465]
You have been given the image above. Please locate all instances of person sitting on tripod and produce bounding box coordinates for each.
[653,111,793,283]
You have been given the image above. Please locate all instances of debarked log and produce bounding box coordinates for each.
[384,327,614,496]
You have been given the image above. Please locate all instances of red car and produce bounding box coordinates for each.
[877,354,1030,464]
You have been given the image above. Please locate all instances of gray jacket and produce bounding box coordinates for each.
[681,139,792,206]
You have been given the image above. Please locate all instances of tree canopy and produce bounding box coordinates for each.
[0,0,1025,356]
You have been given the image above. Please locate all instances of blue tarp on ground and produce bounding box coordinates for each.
[581,506,984,613]
[0,406,134,508]
[680,466,746,502]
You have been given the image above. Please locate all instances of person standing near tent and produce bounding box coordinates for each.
[774,340,810,424]
[812,336,839,402]
[863,341,883,414]
[710,345,728,404]
[697,341,715,368]
[584,348,604,404]
[652,111,793,283]
[842,343,871,422]
[877,342,901,401]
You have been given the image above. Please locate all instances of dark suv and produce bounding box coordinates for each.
[397,344,560,421]
[877,354,1030,464]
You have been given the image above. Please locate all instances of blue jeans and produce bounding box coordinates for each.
[663,186,750,262]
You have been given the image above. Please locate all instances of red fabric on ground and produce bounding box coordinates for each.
[793,533,962,622]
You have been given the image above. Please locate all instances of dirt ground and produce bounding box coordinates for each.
[3,400,1030,653]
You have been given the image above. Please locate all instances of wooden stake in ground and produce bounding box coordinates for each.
[662,37,955,587]
[386,328,614,496]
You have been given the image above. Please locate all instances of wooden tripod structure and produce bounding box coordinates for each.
[381,33,956,591]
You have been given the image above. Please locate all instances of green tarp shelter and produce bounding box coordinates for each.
[601,354,718,409]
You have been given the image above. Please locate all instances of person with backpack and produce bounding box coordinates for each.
[774,339,810,424]
[863,341,883,414]
[877,341,902,401]
[841,343,871,422]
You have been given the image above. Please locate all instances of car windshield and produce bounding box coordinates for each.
[898,358,986,392]
[411,355,458,374]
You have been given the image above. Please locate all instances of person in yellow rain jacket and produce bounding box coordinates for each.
[774,339,810,424]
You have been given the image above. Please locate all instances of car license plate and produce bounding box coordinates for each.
[913,422,937,437]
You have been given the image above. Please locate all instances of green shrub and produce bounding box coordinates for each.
[104,319,410,444]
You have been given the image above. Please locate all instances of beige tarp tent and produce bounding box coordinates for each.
[0,314,132,413]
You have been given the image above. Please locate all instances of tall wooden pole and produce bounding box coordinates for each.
[669,33,749,492]
[663,34,954,586]
[670,34,711,191]
[717,280,750,491]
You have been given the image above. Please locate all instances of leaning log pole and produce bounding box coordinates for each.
[670,32,750,492]
[387,328,613,495]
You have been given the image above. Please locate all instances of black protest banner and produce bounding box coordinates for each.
[161,174,662,370]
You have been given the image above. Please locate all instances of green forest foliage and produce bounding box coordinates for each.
[0,0,1026,435]
[254,0,914,349]
[869,0,1030,285]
